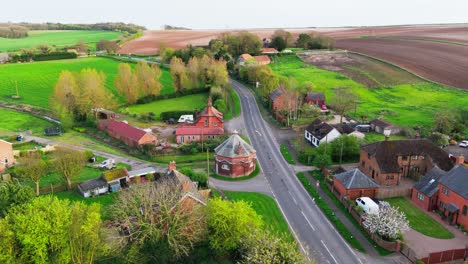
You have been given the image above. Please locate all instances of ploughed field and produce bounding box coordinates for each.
[335,38,468,90]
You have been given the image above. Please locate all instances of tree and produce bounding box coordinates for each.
[272,29,293,47]
[74,41,88,53]
[37,44,53,54]
[428,132,450,147]
[433,111,456,135]
[76,69,117,118]
[207,59,228,87]
[115,63,139,104]
[53,148,86,190]
[50,71,78,129]
[187,57,201,88]
[270,36,286,51]
[207,198,263,254]
[313,152,332,170]
[134,61,162,97]
[362,201,409,241]
[0,180,34,218]
[110,179,207,262]
[96,40,119,53]
[296,33,312,49]
[330,135,360,163]
[170,56,189,92]
[14,151,48,196]
[330,87,358,123]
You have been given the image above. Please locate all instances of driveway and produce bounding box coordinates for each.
[209,172,272,197]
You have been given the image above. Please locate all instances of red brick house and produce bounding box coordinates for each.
[214,131,256,177]
[176,97,224,144]
[437,165,468,227]
[253,55,271,65]
[0,139,15,172]
[238,54,254,66]
[305,92,325,106]
[411,166,446,211]
[359,139,453,186]
[98,120,157,147]
[333,168,380,200]
[269,85,298,123]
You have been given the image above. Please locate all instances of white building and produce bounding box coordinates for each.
[304,119,341,147]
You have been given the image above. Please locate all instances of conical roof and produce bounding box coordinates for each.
[214,132,256,158]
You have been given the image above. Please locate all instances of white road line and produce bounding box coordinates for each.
[321,240,339,264]
[301,211,316,231]
[255,130,261,136]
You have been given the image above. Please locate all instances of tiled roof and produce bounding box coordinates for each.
[334,168,379,189]
[439,165,468,199]
[239,54,253,60]
[306,92,325,101]
[253,55,271,64]
[261,48,279,53]
[107,120,148,142]
[215,133,256,158]
[198,99,223,121]
[370,119,393,128]
[332,123,355,134]
[305,119,337,140]
[269,85,285,101]
[361,139,453,173]
[175,126,224,136]
[165,169,206,204]
[413,166,446,197]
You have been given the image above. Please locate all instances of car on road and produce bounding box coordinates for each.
[98,159,115,170]
[459,140,468,148]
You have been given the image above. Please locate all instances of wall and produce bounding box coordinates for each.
[216,155,256,177]
[437,183,468,227]
[410,188,434,211]
[0,140,15,172]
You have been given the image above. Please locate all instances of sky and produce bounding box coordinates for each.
[2,0,467,29]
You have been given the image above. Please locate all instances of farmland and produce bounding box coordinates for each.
[0,30,123,52]
[0,57,174,109]
[271,55,468,128]
[0,108,52,135]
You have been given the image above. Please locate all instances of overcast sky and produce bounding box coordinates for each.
[3,0,467,29]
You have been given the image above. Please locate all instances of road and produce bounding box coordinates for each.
[231,79,366,264]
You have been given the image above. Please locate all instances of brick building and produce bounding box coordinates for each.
[437,165,468,227]
[411,167,446,211]
[333,168,380,200]
[305,92,325,106]
[0,139,15,172]
[214,131,257,177]
[176,97,224,144]
[98,120,157,147]
[268,85,299,124]
[359,139,454,186]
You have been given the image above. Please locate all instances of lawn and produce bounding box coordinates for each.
[0,30,122,52]
[362,132,408,144]
[12,141,44,151]
[223,191,294,242]
[385,197,454,239]
[51,191,117,220]
[270,55,468,129]
[0,108,52,134]
[126,93,209,120]
[280,143,296,164]
[0,57,174,108]
[153,152,213,164]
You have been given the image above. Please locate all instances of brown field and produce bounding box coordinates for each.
[297,51,426,87]
[335,38,468,90]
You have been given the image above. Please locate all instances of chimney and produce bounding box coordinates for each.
[456,154,465,165]
[168,161,177,171]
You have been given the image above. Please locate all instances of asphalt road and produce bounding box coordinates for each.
[231,79,366,264]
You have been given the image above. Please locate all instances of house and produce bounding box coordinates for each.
[333,168,380,200]
[0,139,15,172]
[261,48,279,54]
[268,85,298,123]
[238,54,254,66]
[253,55,271,65]
[78,178,109,198]
[305,92,325,106]
[214,130,257,177]
[411,166,446,211]
[175,97,224,144]
[359,139,454,186]
[304,119,341,147]
[98,120,157,147]
[369,118,400,135]
[437,165,468,227]
[102,168,130,192]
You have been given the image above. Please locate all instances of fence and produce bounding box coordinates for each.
[420,248,467,264]
[376,187,411,199]
[401,244,418,263]
[39,182,80,194]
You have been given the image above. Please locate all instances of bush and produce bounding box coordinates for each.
[213,99,226,113]
[179,167,208,187]
[11,51,77,63]
[72,127,86,133]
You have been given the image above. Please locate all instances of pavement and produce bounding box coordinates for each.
[209,173,272,197]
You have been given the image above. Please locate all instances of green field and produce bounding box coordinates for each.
[223,191,293,242]
[386,197,454,239]
[271,55,468,128]
[126,93,209,120]
[0,57,174,108]
[0,30,122,52]
[0,108,52,134]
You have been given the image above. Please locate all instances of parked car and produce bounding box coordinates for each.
[459,140,468,148]
[98,159,115,169]
[355,197,379,215]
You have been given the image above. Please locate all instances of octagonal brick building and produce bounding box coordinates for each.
[214,131,257,177]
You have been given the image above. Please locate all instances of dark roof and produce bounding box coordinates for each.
[44,127,61,136]
[269,85,285,101]
[78,178,108,192]
[306,92,325,101]
[439,165,468,199]
[370,119,393,128]
[447,203,459,213]
[332,123,355,134]
[334,168,379,189]
[305,119,336,140]
[361,139,454,173]
[413,167,446,197]
[107,120,148,142]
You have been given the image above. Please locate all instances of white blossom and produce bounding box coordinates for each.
[362,201,409,241]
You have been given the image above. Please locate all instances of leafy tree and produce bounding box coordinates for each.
[329,135,360,163]
[0,180,34,218]
[115,63,139,104]
[272,29,293,47]
[135,61,162,96]
[96,40,119,53]
[330,87,358,123]
[53,148,86,190]
[433,111,456,135]
[187,57,202,88]
[170,56,189,92]
[313,152,332,170]
[50,70,78,128]
[270,36,286,51]
[207,198,263,254]
[296,33,312,49]
[36,44,53,54]
[428,132,450,147]
[362,201,409,241]
[14,151,48,196]
[74,41,88,53]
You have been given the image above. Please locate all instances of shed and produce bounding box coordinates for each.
[333,168,380,200]
[78,178,109,198]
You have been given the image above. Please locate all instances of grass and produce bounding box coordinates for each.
[270,55,468,129]
[13,141,44,151]
[210,162,260,181]
[153,152,213,164]
[280,144,296,164]
[51,191,117,220]
[0,57,174,109]
[296,172,366,252]
[385,197,454,239]
[362,132,408,144]
[0,108,52,134]
[0,30,122,52]
[223,191,294,242]
[125,93,209,120]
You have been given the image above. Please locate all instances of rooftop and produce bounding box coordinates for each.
[269,85,285,101]
[215,132,256,158]
[413,166,446,197]
[334,168,380,189]
[439,165,468,199]
[306,92,325,101]
[305,119,338,140]
[78,178,108,192]
[107,120,149,142]
[102,168,129,182]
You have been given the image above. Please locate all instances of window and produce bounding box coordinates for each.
[442,188,450,196]
[463,205,467,216]
[417,193,424,201]
[413,167,420,173]
[402,156,408,161]
[221,164,229,170]
[361,161,365,167]
[386,175,394,180]
[412,155,418,160]
[204,120,208,126]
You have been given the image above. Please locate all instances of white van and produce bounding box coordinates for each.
[355,197,379,215]
[98,159,115,170]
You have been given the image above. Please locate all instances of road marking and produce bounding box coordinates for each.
[255,130,261,136]
[301,211,316,231]
[321,240,339,264]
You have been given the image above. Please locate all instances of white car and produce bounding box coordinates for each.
[459,140,468,148]
[98,159,116,169]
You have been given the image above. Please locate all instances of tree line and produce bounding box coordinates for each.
[8,22,146,34]
[0,25,28,39]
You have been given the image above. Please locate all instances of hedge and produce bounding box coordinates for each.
[11,52,77,62]
[136,87,210,104]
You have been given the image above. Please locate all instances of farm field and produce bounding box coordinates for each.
[0,30,122,52]
[271,55,468,129]
[125,93,209,120]
[0,57,174,109]
[0,108,52,134]
[335,38,468,90]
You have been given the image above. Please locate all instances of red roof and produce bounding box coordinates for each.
[176,126,224,136]
[253,55,271,64]
[107,120,148,141]
[239,54,253,60]
[198,98,223,122]
[261,48,279,54]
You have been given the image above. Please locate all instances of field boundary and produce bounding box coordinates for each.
[0,103,59,124]
[359,36,468,47]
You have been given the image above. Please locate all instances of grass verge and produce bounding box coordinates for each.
[280,144,296,165]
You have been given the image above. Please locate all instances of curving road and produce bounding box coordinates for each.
[231,79,366,264]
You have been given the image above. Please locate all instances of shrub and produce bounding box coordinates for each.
[213,99,226,113]
[72,127,86,133]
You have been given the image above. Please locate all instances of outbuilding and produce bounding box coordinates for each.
[78,178,109,198]
[214,131,256,177]
[333,168,380,200]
